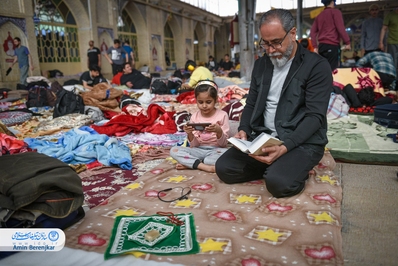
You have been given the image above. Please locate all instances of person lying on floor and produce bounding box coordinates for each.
[170,80,230,173]
[332,84,393,108]
[215,9,332,198]
[120,62,151,89]
[79,64,107,90]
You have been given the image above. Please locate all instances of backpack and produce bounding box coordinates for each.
[53,89,85,118]
[47,81,63,107]
[27,85,49,108]
[167,78,182,94]
[26,80,50,91]
[150,79,169,94]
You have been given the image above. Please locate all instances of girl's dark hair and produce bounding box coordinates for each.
[357,87,375,106]
[194,80,218,102]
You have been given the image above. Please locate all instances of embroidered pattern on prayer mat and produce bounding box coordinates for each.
[104,213,199,259]
[66,159,343,265]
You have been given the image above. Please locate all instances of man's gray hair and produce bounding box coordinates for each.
[258,9,295,33]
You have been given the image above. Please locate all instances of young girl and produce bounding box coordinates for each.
[170,80,230,173]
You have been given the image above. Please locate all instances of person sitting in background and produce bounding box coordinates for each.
[299,38,314,52]
[206,55,218,71]
[79,65,106,90]
[179,60,213,91]
[165,51,171,66]
[352,51,361,62]
[219,54,234,72]
[356,51,397,90]
[120,62,151,89]
[111,65,124,86]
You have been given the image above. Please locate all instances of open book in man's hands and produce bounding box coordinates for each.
[228,132,284,155]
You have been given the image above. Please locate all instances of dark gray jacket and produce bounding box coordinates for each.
[239,42,332,151]
[0,152,84,223]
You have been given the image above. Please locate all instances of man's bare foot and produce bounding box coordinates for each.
[176,163,189,170]
[197,163,215,173]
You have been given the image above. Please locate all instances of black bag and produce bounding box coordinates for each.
[167,79,182,94]
[53,89,85,118]
[150,79,169,94]
[374,104,398,128]
[26,80,50,91]
[27,85,49,108]
[47,81,64,107]
[16,83,27,90]
[63,79,80,86]
[48,69,63,78]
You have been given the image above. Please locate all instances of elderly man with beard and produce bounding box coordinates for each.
[215,9,332,198]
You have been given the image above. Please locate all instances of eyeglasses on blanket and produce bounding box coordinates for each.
[157,187,191,203]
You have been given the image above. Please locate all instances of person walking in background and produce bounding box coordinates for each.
[361,4,384,56]
[87,40,101,69]
[10,37,34,86]
[379,7,398,74]
[122,40,135,66]
[216,9,332,198]
[104,39,128,76]
[170,80,230,173]
[310,0,351,70]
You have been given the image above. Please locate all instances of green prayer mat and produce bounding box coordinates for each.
[104,212,199,260]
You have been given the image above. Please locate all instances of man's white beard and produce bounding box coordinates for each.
[267,42,294,68]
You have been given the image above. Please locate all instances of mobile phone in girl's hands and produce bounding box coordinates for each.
[187,123,211,131]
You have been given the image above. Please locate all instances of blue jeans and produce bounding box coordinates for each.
[19,65,29,85]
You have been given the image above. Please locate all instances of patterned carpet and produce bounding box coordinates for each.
[66,154,344,265]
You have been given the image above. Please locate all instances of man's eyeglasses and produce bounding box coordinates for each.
[259,28,293,50]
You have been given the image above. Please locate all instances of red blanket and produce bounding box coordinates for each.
[91,104,176,136]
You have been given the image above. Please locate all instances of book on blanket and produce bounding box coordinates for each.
[228,132,283,155]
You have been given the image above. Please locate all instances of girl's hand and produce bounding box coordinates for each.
[205,123,223,139]
[183,124,195,134]
[204,123,221,134]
